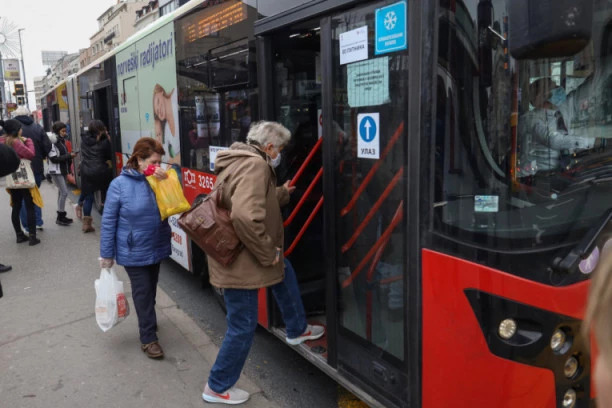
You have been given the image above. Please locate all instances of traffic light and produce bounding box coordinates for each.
[14,83,24,96]
[16,96,25,105]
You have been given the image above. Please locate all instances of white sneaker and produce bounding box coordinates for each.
[286,324,325,346]
[202,383,249,405]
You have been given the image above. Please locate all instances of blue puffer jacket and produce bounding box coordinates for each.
[100,168,171,266]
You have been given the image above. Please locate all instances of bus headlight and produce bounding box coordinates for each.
[550,329,567,352]
[498,318,517,340]
[563,389,577,408]
[564,356,579,379]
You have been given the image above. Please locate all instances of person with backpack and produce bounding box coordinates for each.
[48,121,78,226]
[76,120,113,232]
[13,106,51,231]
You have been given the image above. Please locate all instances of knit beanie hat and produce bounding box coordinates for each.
[0,119,22,136]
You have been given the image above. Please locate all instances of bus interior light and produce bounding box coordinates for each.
[562,389,577,408]
[564,356,579,379]
[498,318,517,340]
[550,329,567,352]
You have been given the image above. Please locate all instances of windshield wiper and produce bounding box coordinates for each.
[551,207,612,273]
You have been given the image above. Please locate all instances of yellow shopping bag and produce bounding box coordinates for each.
[146,168,190,220]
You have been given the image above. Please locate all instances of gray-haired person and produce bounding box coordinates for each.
[201,121,325,405]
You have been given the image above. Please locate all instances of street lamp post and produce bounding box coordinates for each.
[17,28,28,106]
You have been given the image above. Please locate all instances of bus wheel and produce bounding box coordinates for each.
[213,286,226,314]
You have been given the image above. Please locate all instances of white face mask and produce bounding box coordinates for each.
[269,152,281,168]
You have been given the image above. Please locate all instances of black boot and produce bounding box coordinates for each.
[16,231,28,244]
[60,211,73,224]
[29,234,40,246]
[56,211,72,226]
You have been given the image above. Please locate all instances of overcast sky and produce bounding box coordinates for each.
[1,0,117,110]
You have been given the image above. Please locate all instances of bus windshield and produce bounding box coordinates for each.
[434,0,612,251]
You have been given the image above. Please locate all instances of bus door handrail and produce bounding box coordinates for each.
[284,167,323,227]
[340,122,405,216]
[289,138,323,187]
[341,167,404,253]
[341,200,404,289]
[284,197,324,257]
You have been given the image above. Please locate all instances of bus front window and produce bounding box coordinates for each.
[434,1,612,259]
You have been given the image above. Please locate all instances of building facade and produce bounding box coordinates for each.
[34,76,45,110]
[134,1,160,32]
[80,0,150,69]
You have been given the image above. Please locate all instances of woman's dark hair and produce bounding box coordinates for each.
[0,119,22,137]
[52,121,67,135]
[126,137,165,170]
[87,120,107,142]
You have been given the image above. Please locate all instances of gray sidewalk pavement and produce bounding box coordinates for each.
[0,180,279,408]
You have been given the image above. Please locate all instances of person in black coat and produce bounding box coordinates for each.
[48,122,78,226]
[13,106,51,231]
[0,142,21,274]
[77,120,113,233]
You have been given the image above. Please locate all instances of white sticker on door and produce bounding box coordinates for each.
[347,57,390,108]
[339,26,368,65]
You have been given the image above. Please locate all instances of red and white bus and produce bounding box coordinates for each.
[42,0,611,406]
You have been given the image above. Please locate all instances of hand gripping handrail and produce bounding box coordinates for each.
[341,167,404,253]
[341,200,404,289]
[340,122,405,216]
[289,138,323,187]
[284,197,324,257]
[284,168,323,227]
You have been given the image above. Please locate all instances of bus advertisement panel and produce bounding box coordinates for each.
[116,22,181,166]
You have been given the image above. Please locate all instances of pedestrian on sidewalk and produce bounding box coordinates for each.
[202,121,324,405]
[0,119,40,246]
[99,137,171,359]
[77,120,112,232]
[48,122,78,226]
[0,142,21,273]
[13,106,51,232]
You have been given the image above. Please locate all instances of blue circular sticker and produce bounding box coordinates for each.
[359,116,377,142]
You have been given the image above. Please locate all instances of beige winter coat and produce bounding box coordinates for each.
[207,143,290,289]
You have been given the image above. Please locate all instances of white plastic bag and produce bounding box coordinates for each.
[95,268,130,332]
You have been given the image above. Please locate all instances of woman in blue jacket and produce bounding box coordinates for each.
[99,137,170,359]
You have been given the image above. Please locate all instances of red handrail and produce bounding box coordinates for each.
[341,122,405,216]
[341,167,404,253]
[289,138,323,187]
[284,168,323,227]
[284,197,324,257]
[341,201,404,289]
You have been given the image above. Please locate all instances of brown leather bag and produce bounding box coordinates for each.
[178,181,244,267]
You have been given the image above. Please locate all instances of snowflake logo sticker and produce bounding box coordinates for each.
[384,11,397,30]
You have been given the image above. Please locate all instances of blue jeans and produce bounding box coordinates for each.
[78,193,94,217]
[124,263,160,344]
[208,259,307,393]
[20,173,43,229]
